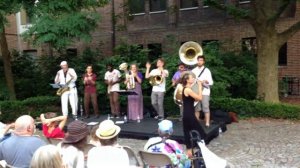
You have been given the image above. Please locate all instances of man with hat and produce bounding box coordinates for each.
[54,61,78,119]
[144,120,191,168]
[87,120,130,168]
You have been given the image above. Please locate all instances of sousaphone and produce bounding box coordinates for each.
[174,41,203,106]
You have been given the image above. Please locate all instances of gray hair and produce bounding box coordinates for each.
[30,145,63,168]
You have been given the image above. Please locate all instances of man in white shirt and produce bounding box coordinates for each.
[192,55,213,127]
[55,61,78,118]
[104,63,121,118]
[146,58,169,120]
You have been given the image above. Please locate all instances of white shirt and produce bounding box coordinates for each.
[87,146,130,168]
[54,68,77,88]
[192,66,213,96]
[149,69,169,92]
[104,69,121,93]
[57,143,85,168]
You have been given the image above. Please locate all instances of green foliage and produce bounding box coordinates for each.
[211,97,300,119]
[0,96,60,123]
[23,0,109,50]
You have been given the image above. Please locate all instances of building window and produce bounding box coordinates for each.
[66,48,78,57]
[180,0,198,9]
[148,43,162,61]
[202,40,219,47]
[128,0,145,14]
[150,0,167,12]
[23,49,37,59]
[239,0,251,3]
[20,9,31,25]
[278,43,287,66]
[242,37,257,54]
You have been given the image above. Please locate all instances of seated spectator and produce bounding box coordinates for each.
[30,144,63,168]
[89,125,101,147]
[57,120,89,168]
[144,120,191,168]
[40,112,67,139]
[87,120,130,168]
[0,115,46,168]
[0,122,14,142]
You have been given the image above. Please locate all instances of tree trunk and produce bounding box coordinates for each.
[0,24,16,100]
[256,30,279,103]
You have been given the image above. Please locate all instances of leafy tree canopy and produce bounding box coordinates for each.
[23,0,109,50]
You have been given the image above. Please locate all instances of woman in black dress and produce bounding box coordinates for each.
[181,72,203,155]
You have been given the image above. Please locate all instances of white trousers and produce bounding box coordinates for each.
[61,87,78,116]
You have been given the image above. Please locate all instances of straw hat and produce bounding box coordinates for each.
[96,120,121,140]
[63,120,89,143]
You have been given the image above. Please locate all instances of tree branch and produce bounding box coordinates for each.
[204,0,252,20]
[268,0,295,23]
[278,20,300,46]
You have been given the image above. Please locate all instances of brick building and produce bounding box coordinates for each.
[4,0,300,95]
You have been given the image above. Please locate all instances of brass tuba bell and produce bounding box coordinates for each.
[149,75,163,86]
[179,41,203,65]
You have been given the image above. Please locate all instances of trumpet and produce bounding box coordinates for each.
[149,75,163,86]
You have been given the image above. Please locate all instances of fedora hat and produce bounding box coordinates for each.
[96,120,121,140]
[63,120,89,144]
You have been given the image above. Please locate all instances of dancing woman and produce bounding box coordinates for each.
[181,72,204,156]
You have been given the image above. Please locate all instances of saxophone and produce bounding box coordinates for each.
[56,77,73,96]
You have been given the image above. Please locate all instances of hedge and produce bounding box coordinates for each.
[1,96,300,123]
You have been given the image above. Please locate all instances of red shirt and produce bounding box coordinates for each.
[42,124,65,138]
[83,73,97,93]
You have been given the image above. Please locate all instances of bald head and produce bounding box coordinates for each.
[14,115,35,136]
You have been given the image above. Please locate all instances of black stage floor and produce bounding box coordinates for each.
[80,115,222,144]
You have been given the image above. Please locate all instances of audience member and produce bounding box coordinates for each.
[89,125,101,147]
[57,120,89,168]
[0,115,46,168]
[30,144,64,168]
[0,122,14,142]
[40,112,67,139]
[144,120,191,168]
[87,120,130,168]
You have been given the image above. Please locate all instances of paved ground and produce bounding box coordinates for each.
[118,118,300,168]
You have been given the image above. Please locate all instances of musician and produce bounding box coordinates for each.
[192,55,213,127]
[172,62,186,120]
[83,65,99,118]
[145,58,169,120]
[172,62,186,87]
[125,64,143,121]
[104,63,121,118]
[55,61,78,118]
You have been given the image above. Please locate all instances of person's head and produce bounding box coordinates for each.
[130,64,138,73]
[14,115,36,136]
[30,145,63,168]
[156,58,165,68]
[62,120,89,151]
[60,61,68,71]
[158,120,173,138]
[181,72,195,87]
[197,55,206,67]
[178,62,186,72]
[86,65,93,74]
[106,63,113,72]
[90,125,99,143]
[95,120,121,146]
[45,112,58,127]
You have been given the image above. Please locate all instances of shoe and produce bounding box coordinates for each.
[158,116,164,121]
[84,115,90,119]
[205,124,210,128]
[95,115,100,119]
[154,116,159,119]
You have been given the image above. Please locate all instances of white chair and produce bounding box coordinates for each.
[123,146,141,167]
[138,150,175,168]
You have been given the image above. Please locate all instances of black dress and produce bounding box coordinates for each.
[182,87,205,149]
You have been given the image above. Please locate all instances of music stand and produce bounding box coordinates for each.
[116,90,138,119]
[117,90,138,96]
